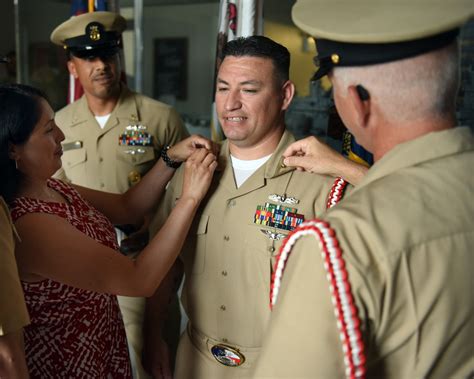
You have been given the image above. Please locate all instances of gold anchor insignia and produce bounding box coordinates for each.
[89,25,101,41]
[128,171,141,185]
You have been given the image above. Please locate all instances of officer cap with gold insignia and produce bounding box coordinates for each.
[50,11,126,59]
[292,0,474,80]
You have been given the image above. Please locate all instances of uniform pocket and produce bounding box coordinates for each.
[116,146,156,165]
[182,214,209,275]
[63,148,86,169]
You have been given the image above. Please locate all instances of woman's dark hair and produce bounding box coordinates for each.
[0,84,48,201]
[220,36,291,85]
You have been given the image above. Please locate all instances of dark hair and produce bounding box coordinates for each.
[220,36,290,84]
[0,84,47,201]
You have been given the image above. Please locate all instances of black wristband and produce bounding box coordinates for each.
[160,145,182,169]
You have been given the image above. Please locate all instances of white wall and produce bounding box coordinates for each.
[140,3,219,119]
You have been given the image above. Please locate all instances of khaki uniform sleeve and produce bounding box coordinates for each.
[0,203,29,336]
[253,235,347,378]
[163,108,189,147]
[149,166,184,238]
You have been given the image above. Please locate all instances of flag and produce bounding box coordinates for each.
[210,0,264,141]
[67,0,109,103]
[342,131,373,167]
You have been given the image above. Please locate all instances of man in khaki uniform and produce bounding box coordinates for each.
[0,197,29,377]
[144,36,365,379]
[50,12,189,379]
[254,1,474,378]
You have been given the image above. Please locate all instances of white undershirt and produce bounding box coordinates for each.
[230,154,271,188]
[95,114,111,129]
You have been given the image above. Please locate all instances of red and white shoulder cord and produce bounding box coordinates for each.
[326,177,349,210]
[270,208,366,379]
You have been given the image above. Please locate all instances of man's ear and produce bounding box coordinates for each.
[281,80,295,111]
[67,59,78,78]
[348,84,371,128]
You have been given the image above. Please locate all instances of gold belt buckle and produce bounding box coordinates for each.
[211,344,245,367]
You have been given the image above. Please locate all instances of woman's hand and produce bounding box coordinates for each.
[167,135,220,163]
[181,149,218,204]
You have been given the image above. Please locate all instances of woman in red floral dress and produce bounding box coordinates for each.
[0,84,217,378]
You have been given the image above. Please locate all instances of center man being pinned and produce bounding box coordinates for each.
[50,11,189,379]
[144,36,364,378]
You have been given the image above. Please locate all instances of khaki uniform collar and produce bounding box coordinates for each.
[356,127,474,191]
[218,129,296,180]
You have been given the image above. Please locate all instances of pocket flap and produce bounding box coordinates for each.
[116,146,156,165]
[63,148,86,169]
[196,215,209,235]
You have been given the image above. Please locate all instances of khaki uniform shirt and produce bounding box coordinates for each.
[151,130,341,377]
[254,127,474,379]
[0,197,29,336]
[55,86,188,193]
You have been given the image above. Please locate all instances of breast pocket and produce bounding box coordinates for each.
[116,146,156,169]
[116,146,157,184]
[62,148,87,182]
[244,223,289,289]
[181,214,209,275]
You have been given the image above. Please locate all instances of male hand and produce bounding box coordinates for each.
[167,135,220,163]
[282,136,344,176]
[282,136,368,185]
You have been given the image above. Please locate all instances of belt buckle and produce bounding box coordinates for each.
[211,344,245,367]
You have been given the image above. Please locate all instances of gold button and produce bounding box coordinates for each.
[220,305,226,311]
[268,246,275,253]
[99,157,103,162]
[222,338,228,343]
[331,54,340,64]
[221,270,227,276]
[224,235,230,241]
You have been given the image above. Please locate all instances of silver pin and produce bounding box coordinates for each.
[261,229,286,241]
[268,194,299,205]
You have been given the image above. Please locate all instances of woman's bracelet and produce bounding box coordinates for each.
[160,145,182,169]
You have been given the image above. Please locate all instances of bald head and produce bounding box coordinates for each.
[332,41,460,124]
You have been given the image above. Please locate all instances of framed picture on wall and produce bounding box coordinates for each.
[153,37,188,101]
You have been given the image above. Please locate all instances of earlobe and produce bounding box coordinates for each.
[348,85,371,128]
[67,60,78,78]
[281,80,295,111]
[8,142,19,161]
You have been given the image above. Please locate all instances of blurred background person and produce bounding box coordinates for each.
[0,196,29,378]
[0,55,29,379]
